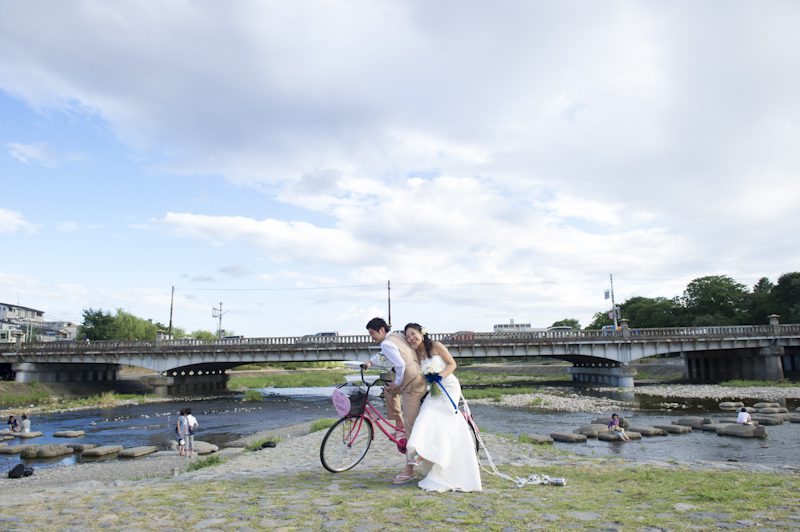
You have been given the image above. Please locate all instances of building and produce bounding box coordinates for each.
[493,319,540,333]
[0,302,78,342]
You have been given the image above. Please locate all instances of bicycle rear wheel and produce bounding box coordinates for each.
[320,416,373,472]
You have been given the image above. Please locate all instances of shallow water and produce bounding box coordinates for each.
[2,385,798,472]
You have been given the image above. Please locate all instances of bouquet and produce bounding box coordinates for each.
[421,356,446,397]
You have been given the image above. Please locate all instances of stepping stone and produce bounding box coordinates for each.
[573,424,610,438]
[717,424,768,439]
[756,407,783,414]
[628,426,667,436]
[193,441,220,455]
[0,442,6,448]
[0,444,33,454]
[16,431,43,439]
[0,435,13,441]
[698,423,732,433]
[68,443,96,452]
[785,414,800,423]
[53,430,86,438]
[550,432,587,443]
[753,402,780,409]
[718,401,744,410]
[119,446,158,458]
[20,444,74,459]
[81,445,123,457]
[673,417,711,428]
[751,415,783,426]
[523,434,553,445]
[719,419,759,426]
[653,424,692,434]
[600,431,641,441]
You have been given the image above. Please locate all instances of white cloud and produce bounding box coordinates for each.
[0,209,37,234]
[0,2,798,333]
[7,141,82,167]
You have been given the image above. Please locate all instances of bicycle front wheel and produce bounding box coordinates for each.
[320,416,373,472]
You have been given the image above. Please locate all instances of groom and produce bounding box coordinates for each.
[362,317,426,483]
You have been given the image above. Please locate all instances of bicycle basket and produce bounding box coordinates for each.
[348,390,368,416]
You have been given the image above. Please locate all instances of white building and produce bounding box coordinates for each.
[493,319,541,333]
[0,302,78,342]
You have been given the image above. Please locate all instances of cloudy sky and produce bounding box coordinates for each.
[1,1,798,337]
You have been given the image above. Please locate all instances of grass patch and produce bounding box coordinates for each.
[242,390,263,401]
[245,437,283,451]
[462,386,542,401]
[228,369,348,389]
[0,383,51,407]
[458,372,570,385]
[309,418,338,432]
[720,379,800,387]
[186,454,223,471]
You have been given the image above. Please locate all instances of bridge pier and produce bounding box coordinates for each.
[567,364,637,388]
[12,362,121,384]
[144,370,230,397]
[686,347,785,383]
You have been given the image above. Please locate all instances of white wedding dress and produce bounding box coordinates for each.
[406,356,482,492]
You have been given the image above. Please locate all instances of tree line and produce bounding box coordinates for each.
[78,308,220,341]
[583,272,800,330]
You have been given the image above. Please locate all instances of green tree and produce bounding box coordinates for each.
[586,311,614,329]
[551,319,580,329]
[746,277,775,324]
[682,275,749,325]
[113,309,160,341]
[771,272,800,323]
[621,296,684,328]
[189,330,217,340]
[78,308,117,340]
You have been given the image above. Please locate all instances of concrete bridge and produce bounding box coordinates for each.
[2,321,799,393]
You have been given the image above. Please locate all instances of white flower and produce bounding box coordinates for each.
[421,356,445,375]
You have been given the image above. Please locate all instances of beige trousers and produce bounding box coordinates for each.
[383,375,427,437]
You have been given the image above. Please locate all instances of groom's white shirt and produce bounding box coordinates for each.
[369,334,405,387]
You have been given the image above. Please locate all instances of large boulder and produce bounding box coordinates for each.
[653,424,692,434]
[167,440,219,454]
[81,445,123,457]
[550,432,587,443]
[672,417,711,428]
[53,430,86,438]
[717,424,768,439]
[522,434,554,445]
[627,425,667,436]
[67,443,96,452]
[785,414,800,423]
[698,423,732,433]
[720,418,759,426]
[20,444,74,459]
[16,431,43,439]
[718,401,744,410]
[0,444,33,454]
[756,407,783,414]
[119,446,158,458]
[753,402,780,409]
[573,424,611,438]
[751,415,783,426]
[598,431,642,442]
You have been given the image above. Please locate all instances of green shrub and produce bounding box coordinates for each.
[187,454,223,471]
[310,418,338,432]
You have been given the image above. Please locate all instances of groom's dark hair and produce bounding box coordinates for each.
[366,317,389,333]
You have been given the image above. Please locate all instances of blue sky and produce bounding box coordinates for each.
[1,1,799,336]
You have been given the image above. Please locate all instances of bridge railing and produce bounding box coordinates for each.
[8,324,800,354]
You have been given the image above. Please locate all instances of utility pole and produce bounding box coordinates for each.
[387,280,392,329]
[212,302,227,339]
[168,285,174,339]
[609,274,619,329]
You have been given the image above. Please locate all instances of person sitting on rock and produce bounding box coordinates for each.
[736,407,753,425]
[20,414,31,433]
[608,413,631,441]
[6,415,20,432]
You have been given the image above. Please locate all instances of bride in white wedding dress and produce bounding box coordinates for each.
[402,323,482,492]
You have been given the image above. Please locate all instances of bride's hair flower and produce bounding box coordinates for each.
[420,327,428,335]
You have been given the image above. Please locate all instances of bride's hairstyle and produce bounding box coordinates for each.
[404,322,432,357]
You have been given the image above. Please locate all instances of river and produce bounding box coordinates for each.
[2,385,799,472]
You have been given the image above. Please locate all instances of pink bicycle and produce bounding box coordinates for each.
[320,367,480,473]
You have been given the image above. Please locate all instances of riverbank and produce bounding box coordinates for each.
[1,421,798,531]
